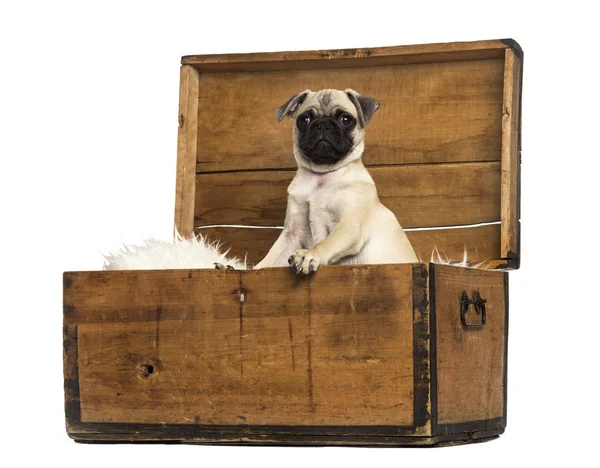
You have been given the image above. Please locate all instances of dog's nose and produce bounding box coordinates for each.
[316,121,332,132]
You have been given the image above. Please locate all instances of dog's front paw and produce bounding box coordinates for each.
[288,249,322,275]
[214,263,235,270]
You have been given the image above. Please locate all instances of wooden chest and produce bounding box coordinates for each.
[63,39,522,446]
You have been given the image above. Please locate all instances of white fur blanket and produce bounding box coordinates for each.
[102,233,478,270]
[103,234,247,270]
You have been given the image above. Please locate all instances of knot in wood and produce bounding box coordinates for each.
[139,364,155,379]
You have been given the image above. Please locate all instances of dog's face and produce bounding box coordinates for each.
[276,89,379,171]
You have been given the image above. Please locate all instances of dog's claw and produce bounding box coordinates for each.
[289,249,322,275]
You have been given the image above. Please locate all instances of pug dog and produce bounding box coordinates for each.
[253,88,418,274]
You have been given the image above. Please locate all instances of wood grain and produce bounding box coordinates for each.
[196,223,501,266]
[65,265,416,426]
[182,40,510,72]
[195,59,504,172]
[500,49,522,263]
[194,162,501,229]
[432,264,506,425]
[175,65,200,238]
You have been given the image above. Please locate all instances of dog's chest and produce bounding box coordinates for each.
[289,173,336,245]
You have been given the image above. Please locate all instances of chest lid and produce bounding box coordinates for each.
[175,39,522,269]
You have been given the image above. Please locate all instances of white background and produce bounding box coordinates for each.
[1,1,598,466]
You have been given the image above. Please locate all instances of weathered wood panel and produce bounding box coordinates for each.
[64,265,416,426]
[432,264,506,425]
[500,48,522,266]
[182,40,509,72]
[196,223,501,266]
[174,65,200,238]
[195,59,504,172]
[194,162,501,229]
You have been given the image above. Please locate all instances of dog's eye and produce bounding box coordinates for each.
[339,114,354,126]
[297,114,311,127]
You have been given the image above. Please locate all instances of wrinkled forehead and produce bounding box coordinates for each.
[299,89,357,117]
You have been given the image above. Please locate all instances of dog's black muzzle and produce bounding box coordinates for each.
[299,118,353,165]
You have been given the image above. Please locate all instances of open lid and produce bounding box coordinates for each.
[175,39,522,269]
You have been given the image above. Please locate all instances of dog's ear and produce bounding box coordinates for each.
[275,90,310,122]
[345,89,380,127]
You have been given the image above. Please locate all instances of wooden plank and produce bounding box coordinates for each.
[194,227,279,265]
[500,49,521,265]
[64,265,416,427]
[67,430,502,446]
[195,59,504,172]
[63,269,240,325]
[432,264,506,426]
[194,162,501,229]
[195,224,501,267]
[174,65,200,238]
[409,225,501,265]
[182,40,509,72]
